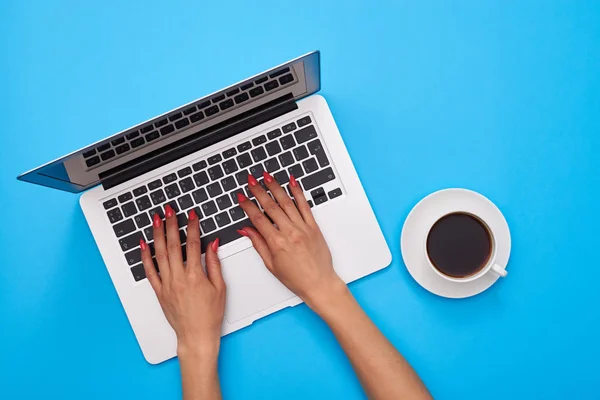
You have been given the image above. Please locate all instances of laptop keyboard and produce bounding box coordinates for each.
[101,114,344,282]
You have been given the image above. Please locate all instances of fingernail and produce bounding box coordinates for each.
[140,239,147,251]
[211,237,220,252]
[290,175,298,187]
[165,204,174,218]
[188,209,197,220]
[153,213,162,227]
[237,192,248,203]
[248,174,258,187]
[236,228,249,237]
[263,171,273,183]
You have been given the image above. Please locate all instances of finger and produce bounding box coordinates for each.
[164,204,184,276]
[246,174,292,230]
[263,171,304,224]
[205,238,225,291]
[185,208,204,274]
[288,175,317,226]
[236,190,279,240]
[237,226,274,270]
[140,238,162,294]
[152,213,170,280]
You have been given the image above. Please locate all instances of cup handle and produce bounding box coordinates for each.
[490,263,508,278]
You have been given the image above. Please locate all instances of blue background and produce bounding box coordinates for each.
[1,1,599,399]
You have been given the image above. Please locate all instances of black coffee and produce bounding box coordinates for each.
[426,212,492,278]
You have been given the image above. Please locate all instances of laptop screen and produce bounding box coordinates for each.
[18,51,321,193]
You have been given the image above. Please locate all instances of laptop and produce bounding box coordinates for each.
[17,51,392,364]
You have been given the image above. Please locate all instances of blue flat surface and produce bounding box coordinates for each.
[1,1,599,399]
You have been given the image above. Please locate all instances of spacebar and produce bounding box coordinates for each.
[200,218,254,254]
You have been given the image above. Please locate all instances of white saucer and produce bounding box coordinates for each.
[400,188,511,298]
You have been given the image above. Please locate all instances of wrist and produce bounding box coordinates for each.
[304,277,352,317]
[177,339,220,365]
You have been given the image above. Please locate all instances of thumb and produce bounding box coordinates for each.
[237,226,274,271]
[205,238,225,291]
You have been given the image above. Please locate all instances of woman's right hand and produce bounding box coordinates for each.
[236,172,346,310]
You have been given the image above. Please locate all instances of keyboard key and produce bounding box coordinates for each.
[307,139,330,167]
[215,211,231,227]
[220,99,234,111]
[282,122,296,133]
[229,206,245,221]
[222,159,238,175]
[175,118,190,129]
[146,131,160,141]
[119,231,143,251]
[236,153,252,168]
[249,86,264,97]
[216,194,232,210]
[208,154,222,165]
[250,164,264,178]
[311,187,325,200]
[207,182,223,197]
[208,165,224,180]
[98,143,111,152]
[212,94,225,103]
[101,150,115,161]
[293,145,309,161]
[133,186,148,196]
[235,170,249,185]
[198,100,211,109]
[103,199,118,209]
[279,73,294,85]
[251,147,267,162]
[270,67,290,79]
[222,148,237,159]
[314,194,328,205]
[288,164,305,179]
[221,176,237,192]
[114,219,136,238]
[201,200,218,216]
[83,149,96,158]
[252,135,267,146]
[245,185,255,199]
[302,158,319,174]
[135,195,152,211]
[226,88,240,97]
[118,192,133,203]
[149,207,165,220]
[273,170,289,184]
[86,156,100,167]
[131,137,145,148]
[148,180,162,190]
[164,183,181,199]
[307,200,314,208]
[192,187,208,204]
[126,131,140,140]
[125,248,142,266]
[328,188,342,199]
[141,125,155,134]
[302,167,336,191]
[178,194,194,210]
[179,177,195,193]
[183,106,197,115]
[237,141,252,152]
[163,173,177,184]
[134,213,151,229]
[278,151,294,167]
[150,189,166,205]
[176,213,188,228]
[190,111,204,123]
[297,116,312,127]
[169,112,183,122]
[144,226,154,241]
[264,80,279,91]
[155,118,168,128]
[280,134,296,150]
[264,158,280,173]
[200,218,217,234]
[205,105,219,116]
[192,160,207,171]
[131,264,146,281]
[111,137,125,146]
[122,202,137,218]
[265,141,282,156]
[164,200,180,213]
[160,124,175,135]
[190,206,203,220]
[241,82,254,90]
[294,125,317,144]
[177,166,193,178]
[107,208,123,223]
[234,92,249,104]
[230,187,247,204]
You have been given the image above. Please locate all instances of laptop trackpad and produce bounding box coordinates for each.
[221,246,296,323]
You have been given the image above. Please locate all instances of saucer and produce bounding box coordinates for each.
[400,189,511,298]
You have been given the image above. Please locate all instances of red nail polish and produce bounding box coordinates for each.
[165,204,174,218]
[188,209,197,220]
[236,228,249,237]
[140,239,147,251]
[290,175,298,188]
[211,237,220,252]
[248,174,258,187]
[263,171,273,183]
[237,192,248,203]
[153,213,162,227]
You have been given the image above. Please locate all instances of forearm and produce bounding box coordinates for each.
[178,344,222,400]
[307,283,431,400]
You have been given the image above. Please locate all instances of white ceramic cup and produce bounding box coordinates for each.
[423,211,508,283]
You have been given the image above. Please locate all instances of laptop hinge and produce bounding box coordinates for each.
[100,94,297,190]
